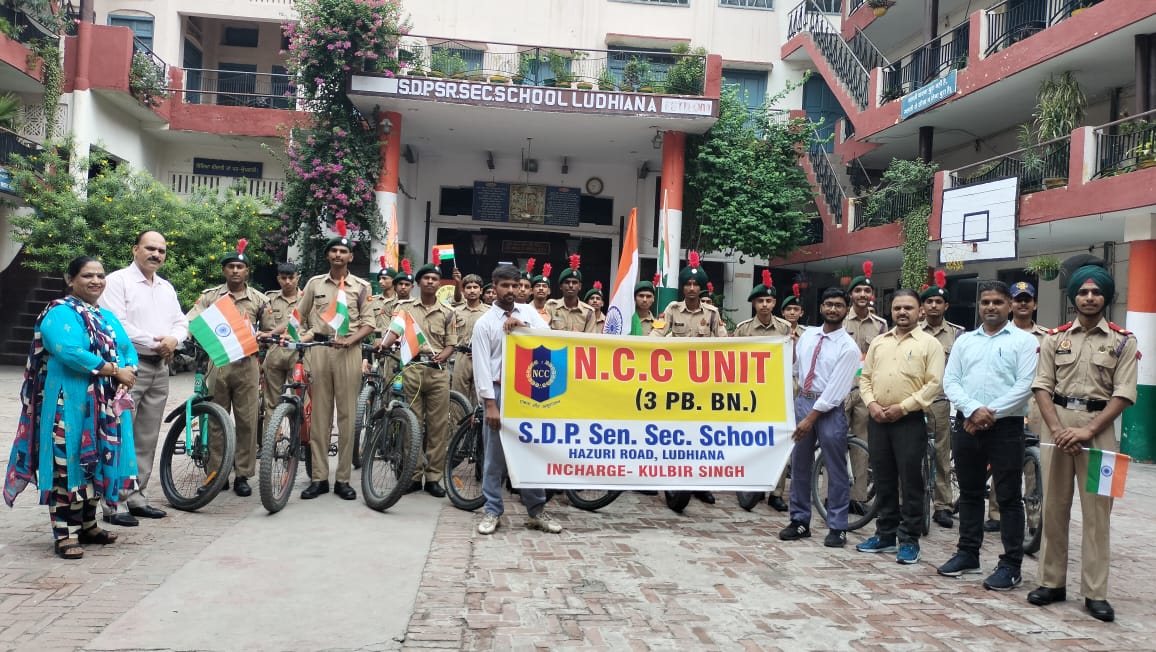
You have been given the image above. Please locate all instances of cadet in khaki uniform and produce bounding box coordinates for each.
[918,271,966,529]
[186,240,274,497]
[781,283,806,341]
[548,255,600,333]
[634,276,658,336]
[451,273,486,402]
[585,282,606,331]
[844,262,888,506]
[651,252,726,506]
[1028,265,1138,623]
[378,259,458,497]
[393,260,414,301]
[296,222,375,501]
[370,259,399,333]
[263,262,301,420]
[530,264,553,323]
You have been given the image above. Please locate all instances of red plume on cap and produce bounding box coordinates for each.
[526,257,536,275]
[236,238,248,254]
[863,260,874,278]
[761,269,772,288]
[921,283,930,291]
[542,263,552,278]
[707,281,715,294]
[934,269,947,289]
[593,281,602,291]
[792,283,801,298]
[334,219,348,238]
[379,255,386,270]
[401,259,412,275]
[432,247,441,265]
[653,272,661,285]
[569,253,581,270]
[689,251,701,269]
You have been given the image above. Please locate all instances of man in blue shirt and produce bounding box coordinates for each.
[937,280,1039,591]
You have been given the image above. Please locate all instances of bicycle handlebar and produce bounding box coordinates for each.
[256,335,336,350]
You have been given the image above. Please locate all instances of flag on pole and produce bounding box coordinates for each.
[1086,448,1130,498]
[285,308,302,342]
[321,279,350,336]
[435,244,456,261]
[388,310,428,365]
[384,203,400,270]
[656,188,678,314]
[605,208,641,335]
[188,295,259,367]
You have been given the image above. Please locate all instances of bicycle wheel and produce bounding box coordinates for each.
[259,402,300,514]
[565,489,622,511]
[663,491,691,513]
[448,390,472,432]
[814,437,877,531]
[737,491,764,512]
[159,401,236,512]
[352,381,380,470]
[361,405,422,511]
[921,443,934,536]
[445,413,486,511]
[1022,445,1044,555]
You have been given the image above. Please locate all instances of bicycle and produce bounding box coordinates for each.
[352,343,392,470]
[158,342,237,511]
[1021,428,1043,555]
[358,350,425,511]
[257,337,334,514]
[812,436,878,531]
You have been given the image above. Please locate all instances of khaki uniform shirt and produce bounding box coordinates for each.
[650,301,728,337]
[297,273,374,338]
[1032,317,1139,404]
[860,327,946,415]
[187,284,274,343]
[920,319,965,397]
[637,312,655,336]
[370,294,399,336]
[789,323,807,340]
[452,302,487,347]
[594,312,606,331]
[844,311,889,356]
[263,289,301,365]
[392,297,459,354]
[732,315,792,338]
[547,298,600,333]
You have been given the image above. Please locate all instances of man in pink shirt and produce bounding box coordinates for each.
[98,231,188,526]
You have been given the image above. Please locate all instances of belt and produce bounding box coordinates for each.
[137,354,164,364]
[1052,394,1107,412]
[799,390,821,399]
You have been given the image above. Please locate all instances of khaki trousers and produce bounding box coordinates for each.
[847,387,872,502]
[119,358,169,512]
[403,363,450,483]
[306,345,360,484]
[450,351,475,404]
[262,345,297,420]
[207,355,260,478]
[925,398,954,511]
[1038,406,1115,600]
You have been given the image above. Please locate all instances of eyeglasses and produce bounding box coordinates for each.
[821,302,847,309]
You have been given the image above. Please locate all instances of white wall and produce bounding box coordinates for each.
[87,94,166,173]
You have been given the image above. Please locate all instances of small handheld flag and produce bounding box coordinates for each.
[1087,448,1130,498]
[286,308,302,342]
[189,295,259,366]
[435,244,456,261]
[320,279,351,336]
[389,310,429,365]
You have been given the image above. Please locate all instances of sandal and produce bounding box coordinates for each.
[78,527,118,545]
[54,538,84,560]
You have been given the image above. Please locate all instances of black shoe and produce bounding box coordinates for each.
[984,519,1001,532]
[1085,598,1115,622]
[824,529,847,548]
[779,520,811,541]
[849,500,867,516]
[103,513,139,527]
[300,480,330,499]
[1027,586,1067,606]
[768,495,788,512]
[233,477,252,497]
[128,505,167,519]
[693,491,716,504]
[407,480,423,494]
[333,481,356,500]
[933,509,953,528]
[425,481,446,498]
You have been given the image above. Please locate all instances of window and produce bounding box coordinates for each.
[720,0,773,8]
[223,26,260,48]
[108,14,154,49]
[813,0,842,12]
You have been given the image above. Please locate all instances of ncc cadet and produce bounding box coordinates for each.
[651,252,726,506]
[393,260,414,301]
[481,282,496,306]
[918,270,967,529]
[1028,265,1138,623]
[844,261,888,511]
[377,253,458,497]
[548,254,599,333]
[186,239,274,497]
[519,258,536,304]
[372,256,399,326]
[529,262,553,322]
[733,270,792,338]
[263,262,302,423]
[634,274,659,336]
[585,282,606,331]
[781,283,806,340]
[296,220,375,501]
[451,273,487,402]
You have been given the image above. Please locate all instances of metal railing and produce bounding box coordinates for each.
[170,172,285,199]
[848,0,866,13]
[881,20,969,99]
[398,37,708,95]
[1094,109,1156,178]
[0,126,40,165]
[787,1,883,110]
[183,68,296,109]
[0,2,61,45]
[807,137,846,225]
[949,135,1072,193]
[985,0,1103,56]
[856,187,930,229]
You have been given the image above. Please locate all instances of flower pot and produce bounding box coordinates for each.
[555,81,572,88]
[1043,177,1067,190]
[1139,157,1156,170]
[638,86,654,94]
[840,276,852,286]
[1071,7,1087,15]
[512,75,525,85]
[428,71,446,78]
[489,75,510,83]
[576,82,593,90]
[1038,269,1059,281]
[872,6,888,17]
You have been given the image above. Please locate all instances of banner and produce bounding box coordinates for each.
[500,331,795,490]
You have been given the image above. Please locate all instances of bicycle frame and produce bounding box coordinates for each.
[161,344,217,464]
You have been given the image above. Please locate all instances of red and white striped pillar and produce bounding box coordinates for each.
[657,130,685,313]
[1123,238,1156,462]
[373,111,403,268]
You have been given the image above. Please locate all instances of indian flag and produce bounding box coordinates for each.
[389,310,428,365]
[436,244,456,261]
[605,207,641,335]
[321,279,350,336]
[189,295,258,367]
[285,308,302,342]
[384,203,400,270]
[1086,448,1130,498]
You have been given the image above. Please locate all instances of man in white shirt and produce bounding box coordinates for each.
[472,265,563,536]
[98,230,189,526]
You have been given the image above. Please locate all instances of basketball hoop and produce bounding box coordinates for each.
[941,242,966,271]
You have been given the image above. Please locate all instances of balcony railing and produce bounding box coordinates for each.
[0,126,40,164]
[183,68,297,110]
[0,1,61,45]
[882,20,969,100]
[949,135,1072,193]
[1094,109,1156,178]
[170,172,285,200]
[788,1,884,110]
[856,187,931,230]
[985,0,1104,56]
[807,137,845,225]
[847,0,866,14]
[398,37,708,95]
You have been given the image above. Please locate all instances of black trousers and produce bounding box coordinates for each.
[953,414,1025,569]
[868,411,926,545]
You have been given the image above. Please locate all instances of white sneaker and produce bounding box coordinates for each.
[526,510,563,534]
[477,512,500,535]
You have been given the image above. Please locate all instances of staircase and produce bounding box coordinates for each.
[787,0,888,112]
[0,254,65,366]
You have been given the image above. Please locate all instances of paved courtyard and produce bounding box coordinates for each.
[0,367,1154,651]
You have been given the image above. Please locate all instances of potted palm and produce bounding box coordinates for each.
[596,66,615,91]
[621,56,650,92]
[1024,255,1060,281]
[1034,71,1086,189]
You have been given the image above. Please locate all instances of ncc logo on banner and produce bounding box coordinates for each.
[514,345,568,403]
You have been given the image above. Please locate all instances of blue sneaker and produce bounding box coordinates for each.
[982,565,1022,591]
[896,543,921,565]
[856,536,898,554]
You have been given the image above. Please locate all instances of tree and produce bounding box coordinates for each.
[684,84,820,261]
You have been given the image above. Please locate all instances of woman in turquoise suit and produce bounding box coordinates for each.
[3,256,140,559]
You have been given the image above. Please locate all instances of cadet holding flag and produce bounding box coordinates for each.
[263,263,301,424]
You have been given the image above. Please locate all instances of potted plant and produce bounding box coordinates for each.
[400,43,426,77]
[596,66,615,91]
[547,51,573,88]
[868,0,895,17]
[428,49,466,79]
[880,85,905,103]
[1071,0,1095,16]
[621,56,650,92]
[1034,71,1085,190]
[1024,255,1060,281]
[513,51,535,85]
[665,43,707,95]
[793,271,811,291]
[637,72,657,93]
[1129,135,1156,169]
[833,264,856,287]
